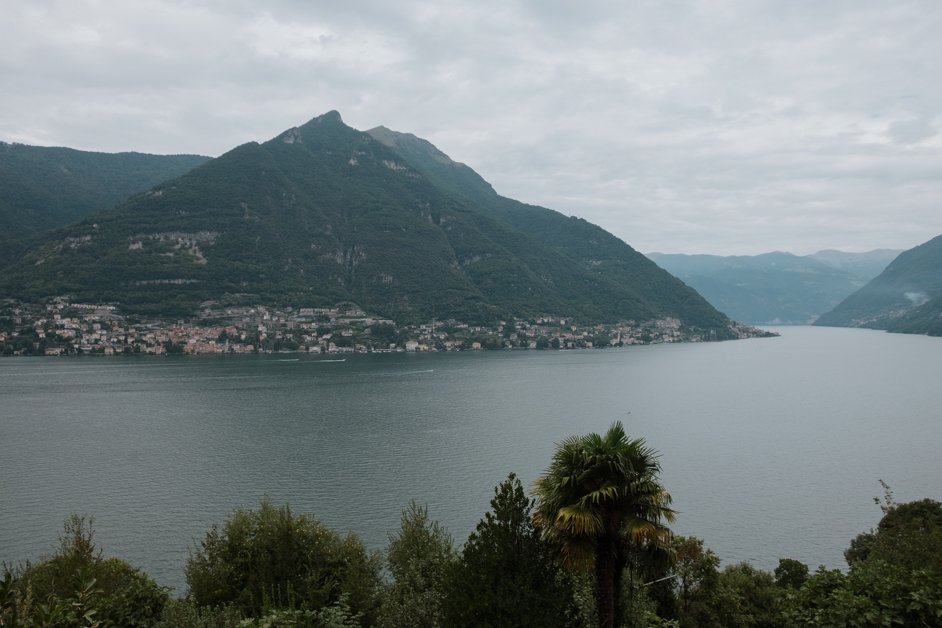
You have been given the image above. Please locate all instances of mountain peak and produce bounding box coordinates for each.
[274,110,365,150]
[294,110,347,133]
[317,110,343,123]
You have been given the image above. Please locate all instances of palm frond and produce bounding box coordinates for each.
[533,419,674,578]
[554,505,603,536]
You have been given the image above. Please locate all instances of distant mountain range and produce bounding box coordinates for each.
[647,250,900,324]
[815,235,942,335]
[805,249,903,281]
[0,142,209,264]
[0,112,732,333]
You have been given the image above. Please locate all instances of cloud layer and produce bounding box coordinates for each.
[2,0,940,254]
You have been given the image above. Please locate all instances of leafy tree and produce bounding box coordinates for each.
[379,501,456,627]
[163,340,184,354]
[845,482,942,573]
[653,539,786,628]
[369,323,399,345]
[2,514,168,627]
[657,535,720,627]
[619,566,670,628]
[773,558,808,589]
[780,566,861,626]
[185,498,381,623]
[533,422,674,628]
[784,487,942,627]
[711,563,782,628]
[443,473,582,627]
[783,561,942,627]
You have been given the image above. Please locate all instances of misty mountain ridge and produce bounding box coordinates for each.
[647,249,900,325]
[806,249,903,280]
[0,111,733,335]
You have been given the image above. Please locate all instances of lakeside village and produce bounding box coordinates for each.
[0,299,770,357]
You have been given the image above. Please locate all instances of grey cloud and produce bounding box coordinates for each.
[2,0,941,255]
[887,118,937,145]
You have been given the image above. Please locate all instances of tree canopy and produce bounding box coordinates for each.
[444,473,582,627]
[533,421,674,628]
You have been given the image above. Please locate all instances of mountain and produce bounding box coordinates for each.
[365,125,728,328]
[815,235,942,335]
[646,251,878,324]
[806,249,901,280]
[0,142,209,263]
[0,112,731,333]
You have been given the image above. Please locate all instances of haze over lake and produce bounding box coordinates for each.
[2,326,940,592]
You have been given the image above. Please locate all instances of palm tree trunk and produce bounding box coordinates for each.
[595,534,618,628]
[613,547,626,628]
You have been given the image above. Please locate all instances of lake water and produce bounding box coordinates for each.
[2,326,940,592]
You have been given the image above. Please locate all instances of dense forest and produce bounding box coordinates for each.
[3,423,940,627]
[0,142,208,265]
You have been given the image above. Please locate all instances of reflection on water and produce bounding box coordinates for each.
[2,326,941,592]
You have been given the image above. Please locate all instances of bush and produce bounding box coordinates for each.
[4,514,168,627]
[784,488,942,627]
[185,499,381,623]
[156,598,244,627]
[378,501,456,628]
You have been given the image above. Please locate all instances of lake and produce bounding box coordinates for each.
[2,326,940,592]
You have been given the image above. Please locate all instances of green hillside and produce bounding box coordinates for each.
[815,235,942,335]
[0,112,731,332]
[0,142,209,263]
[367,126,728,329]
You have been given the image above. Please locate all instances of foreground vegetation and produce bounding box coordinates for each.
[3,426,940,627]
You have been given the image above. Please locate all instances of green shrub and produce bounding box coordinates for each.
[378,501,456,628]
[186,499,381,623]
[6,514,168,627]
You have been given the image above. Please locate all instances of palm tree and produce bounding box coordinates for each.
[533,421,674,628]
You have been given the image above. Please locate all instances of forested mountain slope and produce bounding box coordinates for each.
[815,235,942,335]
[1,112,730,333]
[367,125,727,329]
[0,142,208,263]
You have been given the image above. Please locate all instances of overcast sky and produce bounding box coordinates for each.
[2,1,940,255]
